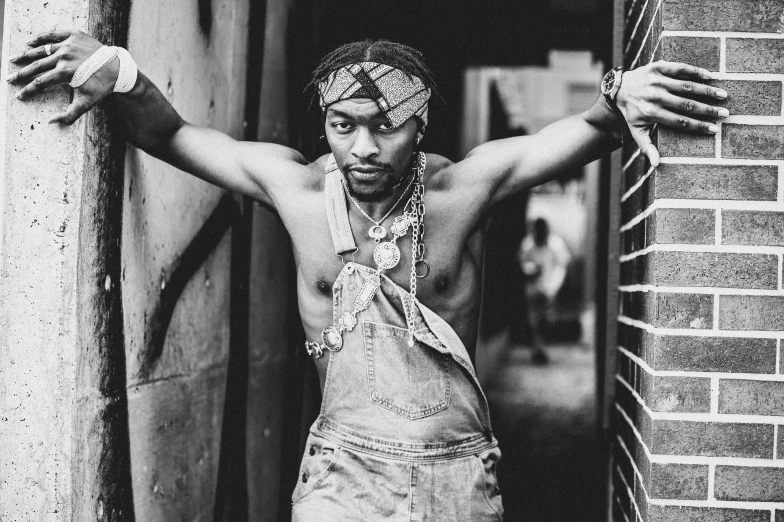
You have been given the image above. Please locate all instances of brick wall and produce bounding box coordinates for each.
[613,0,784,521]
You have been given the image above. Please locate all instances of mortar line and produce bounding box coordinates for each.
[713,291,720,332]
[618,345,784,381]
[629,199,784,211]
[778,339,782,376]
[708,463,716,500]
[710,377,720,414]
[662,30,784,39]
[619,243,784,263]
[779,164,784,202]
[715,208,722,246]
[775,424,779,459]
[779,254,783,291]
[719,36,726,74]
[619,314,784,336]
[715,121,722,159]
[647,499,784,510]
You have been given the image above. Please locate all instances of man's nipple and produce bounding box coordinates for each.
[316,277,332,296]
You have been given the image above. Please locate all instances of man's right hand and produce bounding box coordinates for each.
[6,29,120,125]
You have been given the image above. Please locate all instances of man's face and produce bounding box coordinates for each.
[325,98,418,203]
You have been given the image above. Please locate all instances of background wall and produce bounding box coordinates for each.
[613,1,784,520]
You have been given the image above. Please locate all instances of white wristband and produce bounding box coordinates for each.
[113,47,138,93]
[69,45,118,88]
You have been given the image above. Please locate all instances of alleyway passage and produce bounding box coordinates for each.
[484,343,606,522]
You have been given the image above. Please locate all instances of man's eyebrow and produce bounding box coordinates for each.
[326,108,387,121]
[326,109,356,119]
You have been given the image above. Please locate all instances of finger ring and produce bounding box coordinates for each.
[44,43,53,56]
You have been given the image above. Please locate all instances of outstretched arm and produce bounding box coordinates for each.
[454,61,728,205]
[5,29,307,206]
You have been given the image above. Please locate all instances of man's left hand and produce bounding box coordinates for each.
[616,61,729,167]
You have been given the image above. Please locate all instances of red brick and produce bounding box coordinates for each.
[776,510,784,522]
[650,463,708,500]
[652,252,778,290]
[622,291,713,329]
[712,80,784,117]
[663,0,784,32]
[661,37,720,72]
[649,505,770,522]
[653,335,776,374]
[715,466,784,502]
[727,38,784,74]
[655,164,778,201]
[723,211,784,247]
[650,420,773,458]
[641,373,712,413]
[719,379,784,416]
[654,208,714,245]
[719,296,784,331]
[659,128,715,158]
[657,292,713,329]
[723,124,784,160]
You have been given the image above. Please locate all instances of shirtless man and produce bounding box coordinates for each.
[8,31,728,521]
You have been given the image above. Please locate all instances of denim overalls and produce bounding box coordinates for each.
[291,159,504,522]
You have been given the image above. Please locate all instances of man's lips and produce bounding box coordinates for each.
[349,168,387,181]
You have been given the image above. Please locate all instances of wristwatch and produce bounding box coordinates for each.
[601,67,625,112]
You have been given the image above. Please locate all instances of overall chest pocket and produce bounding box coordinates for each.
[362,321,452,420]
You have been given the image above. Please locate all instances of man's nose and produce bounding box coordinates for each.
[350,127,380,159]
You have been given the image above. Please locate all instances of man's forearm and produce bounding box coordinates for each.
[108,71,184,153]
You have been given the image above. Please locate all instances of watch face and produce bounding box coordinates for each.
[601,70,616,95]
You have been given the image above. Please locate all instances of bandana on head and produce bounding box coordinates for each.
[318,62,431,140]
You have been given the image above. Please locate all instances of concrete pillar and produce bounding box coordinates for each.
[613,0,784,520]
[0,2,133,520]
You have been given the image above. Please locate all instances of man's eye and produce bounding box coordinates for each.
[332,122,354,131]
[378,122,394,131]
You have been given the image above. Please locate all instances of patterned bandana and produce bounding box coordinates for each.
[318,62,431,139]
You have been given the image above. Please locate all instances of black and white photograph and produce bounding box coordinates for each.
[1,0,783,521]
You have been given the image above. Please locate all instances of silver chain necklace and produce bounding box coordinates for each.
[342,160,418,243]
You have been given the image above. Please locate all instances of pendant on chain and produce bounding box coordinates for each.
[369,225,386,242]
[373,242,401,270]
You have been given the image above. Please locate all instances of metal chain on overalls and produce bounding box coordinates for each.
[407,161,426,347]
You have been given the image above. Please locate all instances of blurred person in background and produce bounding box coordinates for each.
[520,218,571,364]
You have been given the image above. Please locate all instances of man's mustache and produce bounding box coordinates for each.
[345,161,393,172]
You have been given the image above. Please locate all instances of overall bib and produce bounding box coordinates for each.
[291,164,504,522]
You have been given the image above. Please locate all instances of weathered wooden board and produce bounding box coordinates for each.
[127,366,227,521]
[122,0,249,518]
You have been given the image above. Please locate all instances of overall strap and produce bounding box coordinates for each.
[324,154,358,259]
